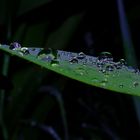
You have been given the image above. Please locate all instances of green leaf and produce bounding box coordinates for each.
[0,44,140,96]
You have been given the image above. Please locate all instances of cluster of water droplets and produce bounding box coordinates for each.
[8,42,140,90]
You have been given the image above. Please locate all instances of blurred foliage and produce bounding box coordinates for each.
[1,0,140,140]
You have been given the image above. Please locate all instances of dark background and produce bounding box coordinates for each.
[1,0,140,139]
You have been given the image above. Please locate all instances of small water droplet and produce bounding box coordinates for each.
[100,78,108,86]
[96,60,105,68]
[133,81,139,87]
[31,48,36,51]
[92,78,99,83]
[119,59,126,65]
[105,64,115,71]
[119,84,123,88]
[76,67,85,75]
[20,47,30,55]
[9,42,21,50]
[100,69,106,73]
[114,62,122,69]
[50,59,59,67]
[77,52,86,59]
[98,52,113,61]
[69,57,78,64]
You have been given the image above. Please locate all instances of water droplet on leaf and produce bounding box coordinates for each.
[100,78,108,86]
[50,59,59,67]
[133,81,139,87]
[119,59,126,65]
[76,67,85,75]
[69,57,78,64]
[105,64,115,71]
[37,48,57,60]
[9,42,21,50]
[92,78,99,83]
[98,52,113,61]
[77,52,86,59]
[119,84,123,88]
[20,47,30,55]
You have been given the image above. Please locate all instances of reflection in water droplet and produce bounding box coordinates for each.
[98,52,113,61]
[51,59,59,67]
[9,42,21,50]
[133,81,139,87]
[77,52,86,59]
[69,57,78,64]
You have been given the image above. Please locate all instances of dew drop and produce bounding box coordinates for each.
[133,81,139,87]
[119,84,123,88]
[96,60,105,68]
[77,52,86,59]
[92,78,99,83]
[69,57,78,64]
[9,42,21,50]
[98,52,113,61]
[76,67,85,75]
[20,47,30,55]
[37,48,56,60]
[105,64,115,72]
[38,48,51,56]
[100,78,108,86]
[50,59,59,67]
[119,59,126,65]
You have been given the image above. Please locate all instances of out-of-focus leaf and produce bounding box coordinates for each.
[5,66,47,135]
[18,0,52,16]
[0,0,6,24]
[45,13,84,50]
[22,22,49,47]
[1,45,140,96]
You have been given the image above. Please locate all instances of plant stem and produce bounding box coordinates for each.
[0,54,10,140]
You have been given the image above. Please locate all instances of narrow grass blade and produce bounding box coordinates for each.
[0,45,140,96]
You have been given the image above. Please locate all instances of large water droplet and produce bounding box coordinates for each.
[37,48,56,60]
[9,42,21,50]
[69,57,78,64]
[77,52,86,59]
[98,52,113,61]
[50,59,59,67]
[20,47,30,55]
